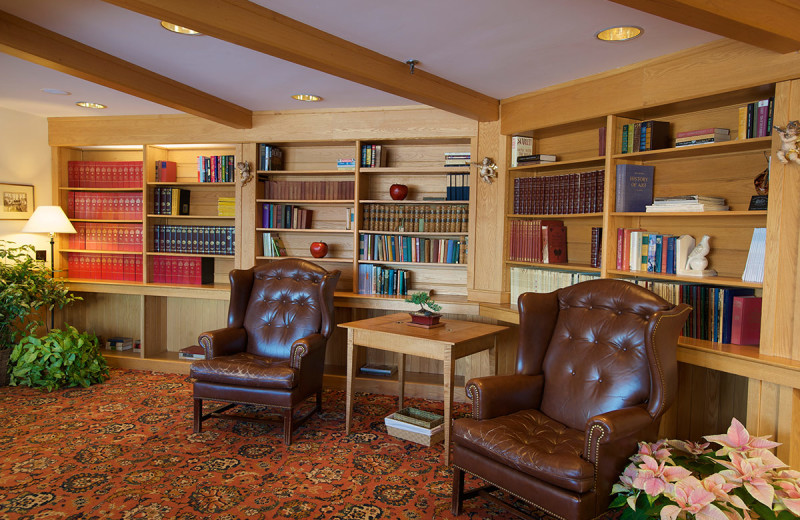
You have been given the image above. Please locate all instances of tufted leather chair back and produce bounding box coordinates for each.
[535,279,675,431]
[229,259,338,360]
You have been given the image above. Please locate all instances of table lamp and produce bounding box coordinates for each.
[21,206,76,328]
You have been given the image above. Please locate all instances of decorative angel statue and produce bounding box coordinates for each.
[774,120,800,165]
[469,157,498,184]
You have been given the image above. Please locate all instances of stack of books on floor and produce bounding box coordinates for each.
[674,128,731,147]
[516,153,556,165]
[444,151,470,167]
[645,195,728,212]
[384,407,444,446]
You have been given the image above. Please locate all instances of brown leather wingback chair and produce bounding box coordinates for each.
[452,279,691,520]
[190,259,340,444]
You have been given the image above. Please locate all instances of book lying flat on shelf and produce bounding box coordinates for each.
[645,196,729,212]
[179,345,206,360]
[516,153,557,164]
[359,364,397,376]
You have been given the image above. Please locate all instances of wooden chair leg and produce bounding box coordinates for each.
[283,409,293,445]
[193,398,203,433]
[452,464,465,515]
[316,389,322,412]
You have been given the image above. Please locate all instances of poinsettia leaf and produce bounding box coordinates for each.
[751,502,777,520]
[610,495,628,508]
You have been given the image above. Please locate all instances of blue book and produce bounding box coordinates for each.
[655,235,663,272]
[665,236,676,274]
[647,233,657,272]
[615,164,655,212]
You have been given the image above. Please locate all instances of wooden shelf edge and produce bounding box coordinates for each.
[509,156,605,171]
[611,211,767,217]
[607,270,761,288]
[507,213,603,219]
[506,262,600,272]
[65,279,231,299]
[147,182,235,186]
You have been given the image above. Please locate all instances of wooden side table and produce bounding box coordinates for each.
[339,312,508,464]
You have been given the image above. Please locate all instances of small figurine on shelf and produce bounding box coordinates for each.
[774,120,800,165]
[675,234,717,277]
[405,291,442,327]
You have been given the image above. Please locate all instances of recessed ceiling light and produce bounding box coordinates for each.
[160,21,201,35]
[41,88,71,95]
[595,26,643,42]
[75,101,107,109]
[291,94,323,102]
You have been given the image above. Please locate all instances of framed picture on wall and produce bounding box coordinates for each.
[0,183,34,220]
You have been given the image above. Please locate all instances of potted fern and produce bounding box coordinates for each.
[0,241,80,385]
[405,292,442,327]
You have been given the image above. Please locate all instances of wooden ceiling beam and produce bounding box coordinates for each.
[99,0,499,122]
[0,10,252,129]
[609,0,800,54]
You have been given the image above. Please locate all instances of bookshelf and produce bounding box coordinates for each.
[505,85,774,328]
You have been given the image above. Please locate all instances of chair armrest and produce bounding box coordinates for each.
[466,374,544,420]
[198,327,247,358]
[584,406,653,462]
[289,333,327,370]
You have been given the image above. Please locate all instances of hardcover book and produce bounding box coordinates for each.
[730,296,762,345]
[615,164,654,212]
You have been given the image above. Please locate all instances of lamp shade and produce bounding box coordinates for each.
[21,206,76,234]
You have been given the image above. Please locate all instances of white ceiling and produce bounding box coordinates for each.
[0,0,720,120]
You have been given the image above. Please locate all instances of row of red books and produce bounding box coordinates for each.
[152,256,214,285]
[262,180,355,200]
[513,170,604,215]
[68,253,143,281]
[67,192,143,220]
[508,219,567,264]
[67,161,143,188]
[69,223,143,252]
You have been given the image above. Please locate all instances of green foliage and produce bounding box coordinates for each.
[404,291,441,314]
[10,325,109,391]
[0,240,80,349]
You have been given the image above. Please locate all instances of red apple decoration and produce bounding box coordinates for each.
[389,184,408,201]
[309,241,328,258]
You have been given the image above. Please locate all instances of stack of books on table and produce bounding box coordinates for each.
[384,407,444,446]
[645,195,728,212]
[674,128,731,147]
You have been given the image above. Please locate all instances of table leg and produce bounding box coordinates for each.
[443,346,455,465]
[398,353,406,409]
[490,336,498,376]
[345,330,356,435]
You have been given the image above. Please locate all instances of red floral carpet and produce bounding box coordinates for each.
[0,369,555,519]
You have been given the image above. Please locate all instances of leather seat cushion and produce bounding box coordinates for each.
[190,352,297,390]
[453,409,593,493]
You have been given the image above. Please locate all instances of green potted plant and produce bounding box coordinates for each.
[10,325,108,391]
[0,240,80,385]
[405,291,442,327]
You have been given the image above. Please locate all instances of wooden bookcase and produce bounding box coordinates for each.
[504,84,774,338]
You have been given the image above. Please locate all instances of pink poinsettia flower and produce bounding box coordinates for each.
[669,439,711,456]
[703,474,748,512]
[661,476,727,520]
[775,478,800,516]
[715,452,775,508]
[612,464,640,494]
[704,418,780,457]
[632,455,692,496]
[636,440,673,462]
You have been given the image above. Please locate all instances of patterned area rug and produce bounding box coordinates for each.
[0,369,560,519]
